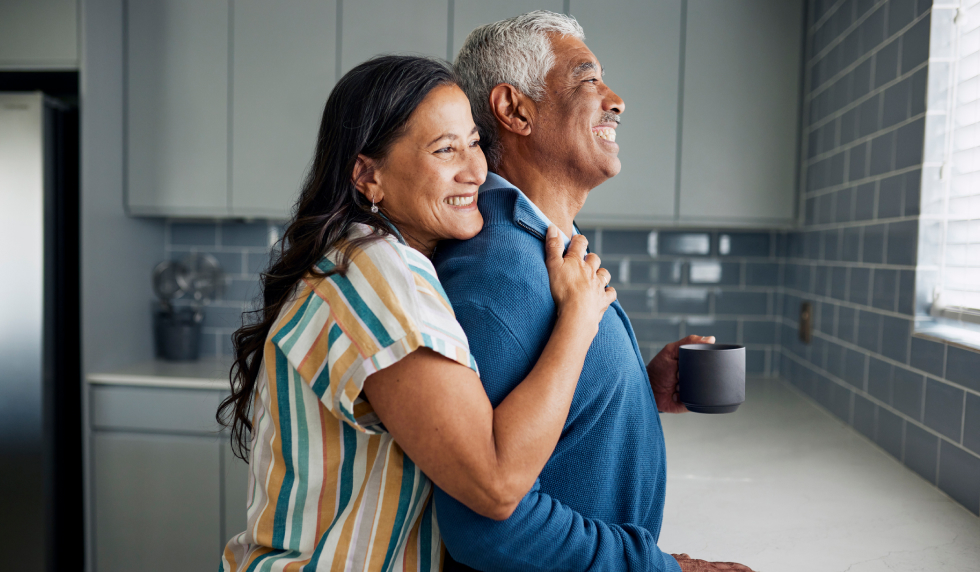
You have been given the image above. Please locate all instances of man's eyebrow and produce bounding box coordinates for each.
[572,61,603,77]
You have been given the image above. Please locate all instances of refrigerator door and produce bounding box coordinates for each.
[0,91,45,570]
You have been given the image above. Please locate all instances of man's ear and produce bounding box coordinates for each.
[489,84,534,137]
[352,155,383,203]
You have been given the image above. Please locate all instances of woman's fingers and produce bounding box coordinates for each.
[543,225,563,273]
[565,233,589,261]
[596,267,612,288]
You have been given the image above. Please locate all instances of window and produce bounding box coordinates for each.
[918,1,980,347]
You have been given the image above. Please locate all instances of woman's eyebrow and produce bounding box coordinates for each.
[426,132,457,146]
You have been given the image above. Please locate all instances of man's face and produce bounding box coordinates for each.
[533,34,625,190]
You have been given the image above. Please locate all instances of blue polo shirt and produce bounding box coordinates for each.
[432,173,681,572]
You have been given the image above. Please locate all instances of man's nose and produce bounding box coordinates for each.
[603,85,625,115]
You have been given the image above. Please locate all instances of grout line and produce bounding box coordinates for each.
[673,0,687,220]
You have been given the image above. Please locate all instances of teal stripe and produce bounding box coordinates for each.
[420,497,434,571]
[408,264,451,305]
[287,369,311,548]
[310,324,343,398]
[420,320,467,346]
[243,549,285,572]
[270,348,295,548]
[257,550,302,572]
[328,272,396,347]
[381,455,419,571]
[279,295,324,356]
[271,294,315,348]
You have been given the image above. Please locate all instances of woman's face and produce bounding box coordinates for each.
[363,84,487,256]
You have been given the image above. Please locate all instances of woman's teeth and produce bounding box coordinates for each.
[593,127,616,142]
[445,195,475,206]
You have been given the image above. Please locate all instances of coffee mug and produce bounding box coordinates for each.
[678,344,745,414]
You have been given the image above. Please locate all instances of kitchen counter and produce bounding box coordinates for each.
[660,377,980,572]
[87,357,233,390]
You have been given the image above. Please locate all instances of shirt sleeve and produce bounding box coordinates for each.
[270,240,478,433]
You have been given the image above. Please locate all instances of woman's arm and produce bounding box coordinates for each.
[362,227,613,520]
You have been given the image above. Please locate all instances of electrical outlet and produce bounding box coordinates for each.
[799,302,812,344]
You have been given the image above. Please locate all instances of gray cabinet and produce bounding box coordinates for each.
[340,0,448,75]
[451,0,563,56]
[677,0,802,225]
[571,0,683,225]
[231,0,338,219]
[125,0,229,217]
[0,0,78,69]
[91,385,248,572]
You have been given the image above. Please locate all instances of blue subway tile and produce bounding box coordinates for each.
[888,0,917,36]
[854,393,877,439]
[603,230,651,255]
[839,305,858,342]
[819,299,836,334]
[842,28,861,67]
[915,0,930,16]
[831,266,849,300]
[202,305,247,330]
[221,221,270,247]
[817,194,835,225]
[743,320,776,344]
[816,265,832,297]
[897,270,916,315]
[715,291,769,315]
[901,14,931,73]
[893,366,925,419]
[938,441,980,515]
[841,227,861,262]
[964,393,980,455]
[910,337,945,376]
[659,232,711,256]
[805,197,817,225]
[877,174,905,219]
[170,222,217,246]
[910,68,927,117]
[657,289,710,314]
[690,319,737,344]
[831,381,853,422]
[746,263,779,286]
[630,261,684,285]
[632,318,681,342]
[895,118,925,170]
[876,406,905,459]
[812,337,829,370]
[904,169,922,216]
[872,269,898,311]
[848,143,869,182]
[887,220,918,266]
[841,107,860,144]
[805,231,821,259]
[875,39,900,88]
[827,341,846,377]
[836,187,855,222]
[858,96,881,140]
[856,0,876,20]
[221,278,260,303]
[882,78,911,129]
[868,357,893,402]
[617,289,653,314]
[579,228,597,247]
[247,251,272,275]
[904,422,938,483]
[862,5,887,50]
[854,182,877,220]
[863,224,886,263]
[688,261,739,285]
[945,346,980,392]
[850,267,872,304]
[823,229,841,261]
[720,232,770,257]
[870,132,896,176]
[881,315,911,363]
[857,310,882,352]
[746,349,766,375]
[924,379,964,441]
[844,349,868,390]
[827,152,846,187]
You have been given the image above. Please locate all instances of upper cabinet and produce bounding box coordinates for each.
[124,0,803,226]
[678,0,803,226]
[0,0,78,69]
[231,0,337,219]
[571,0,682,225]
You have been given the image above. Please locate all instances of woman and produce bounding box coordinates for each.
[217,55,615,571]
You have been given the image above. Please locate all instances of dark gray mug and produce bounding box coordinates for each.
[678,344,745,413]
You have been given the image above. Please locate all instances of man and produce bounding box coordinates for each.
[432,11,754,572]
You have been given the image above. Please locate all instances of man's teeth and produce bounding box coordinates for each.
[593,127,617,142]
[445,195,475,206]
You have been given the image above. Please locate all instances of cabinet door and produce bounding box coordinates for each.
[450,0,564,57]
[222,439,250,544]
[231,0,337,219]
[339,0,448,76]
[126,0,229,216]
[94,432,221,572]
[678,0,802,225]
[0,0,77,68]
[571,0,682,225]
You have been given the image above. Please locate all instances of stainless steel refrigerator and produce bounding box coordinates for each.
[0,90,81,571]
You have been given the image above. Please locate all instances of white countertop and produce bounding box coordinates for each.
[660,378,980,572]
[87,357,233,390]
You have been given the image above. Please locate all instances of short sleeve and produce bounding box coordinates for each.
[270,236,478,433]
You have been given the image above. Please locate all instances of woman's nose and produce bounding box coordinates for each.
[458,145,488,186]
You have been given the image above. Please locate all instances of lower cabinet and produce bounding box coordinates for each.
[91,385,249,572]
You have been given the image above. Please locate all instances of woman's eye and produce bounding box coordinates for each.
[435,146,453,154]
[469,139,480,147]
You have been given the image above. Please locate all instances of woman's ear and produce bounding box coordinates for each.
[489,84,534,137]
[352,155,383,203]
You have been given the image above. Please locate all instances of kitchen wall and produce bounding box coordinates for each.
[781,0,980,515]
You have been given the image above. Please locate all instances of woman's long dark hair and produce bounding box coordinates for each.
[217,55,460,461]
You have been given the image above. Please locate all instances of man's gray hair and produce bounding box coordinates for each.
[454,10,585,170]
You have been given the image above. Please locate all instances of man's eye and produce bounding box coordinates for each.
[584,78,599,84]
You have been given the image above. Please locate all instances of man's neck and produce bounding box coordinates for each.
[495,161,588,238]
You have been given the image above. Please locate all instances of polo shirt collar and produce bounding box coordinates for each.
[482,172,576,247]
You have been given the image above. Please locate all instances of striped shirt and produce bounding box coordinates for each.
[221,224,479,572]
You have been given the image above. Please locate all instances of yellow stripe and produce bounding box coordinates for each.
[351,240,417,337]
[367,441,405,571]
[307,277,381,358]
[412,273,454,315]
[330,435,381,571]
